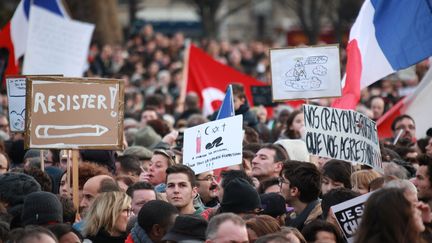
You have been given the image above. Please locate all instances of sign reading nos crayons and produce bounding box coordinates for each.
[183,115,243,175]
[25,77,124,149]
[303,105,382,171]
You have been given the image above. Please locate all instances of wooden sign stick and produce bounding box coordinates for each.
[72,150,79,215]
[40,150,44,171]
[66,150,71,195]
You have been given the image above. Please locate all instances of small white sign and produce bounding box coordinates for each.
[270,45,341,100]
[331,193,371,243]
[303,104,382,171]
[183,115,243,174]
[6,77,26,132]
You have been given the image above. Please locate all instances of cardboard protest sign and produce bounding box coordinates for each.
[183,115,243,174]
[270,45,341,100]
[303,105,382,171]
[25,77,124,149]
[6,75,62,132]
[331,193,371,243]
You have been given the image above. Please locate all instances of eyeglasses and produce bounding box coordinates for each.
[196,175,219,182]
[278,177,289,187]
[122,208,133,216]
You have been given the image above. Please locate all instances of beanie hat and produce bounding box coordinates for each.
[0,173,41,206]
[133,126,162,149]
[275,139,310,162]
[80,150,116,172]
[220,178,261,214]
[161,215,208,242]
[260,193,286,218]
[21,191,63,226]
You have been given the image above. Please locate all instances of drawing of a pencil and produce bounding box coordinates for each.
[35,125,109,139]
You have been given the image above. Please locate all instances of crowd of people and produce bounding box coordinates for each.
[0,24,432,243]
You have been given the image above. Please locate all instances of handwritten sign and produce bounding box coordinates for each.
[6,76,27,132]
[270,45,341,100]
[331,193,371,243]
[23,6,94,76]
[183,115,243,174]
[303,105,382,171]
[25,77,124,149]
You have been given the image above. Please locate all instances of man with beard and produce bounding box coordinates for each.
[195,170,219,208]
[414,155,432,208]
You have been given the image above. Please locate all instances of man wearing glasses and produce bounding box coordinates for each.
[196,171,219,208]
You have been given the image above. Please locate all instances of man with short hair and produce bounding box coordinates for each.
[280,162,322,230]
[115,155,142,178]
[196,170,219,208]
[140,108,159,127]
[392,114,417,143]
[252,143,288,182]
[126,181,157,216]
[166,164,204,216]
[126,200,179,243]
[205,213,249,243]
[413,155,432,208]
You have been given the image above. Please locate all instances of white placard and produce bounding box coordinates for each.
[303,105,382,171]
[183,115,243,174]
[6,77,26,132]
[23,6,94,77]
[270,45,341,100]
[331,193,371,243]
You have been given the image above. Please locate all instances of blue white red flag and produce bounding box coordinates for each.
[332,0,432,109]
[0,0,69,80]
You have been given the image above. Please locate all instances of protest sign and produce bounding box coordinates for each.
[270,45,341,100]
[6,75,62,132]
[25,77,124,149]
[303,104,382,171]
[183,115,243,174]
[23,6,94,76]
[331,193,371,243]
[6,76,27,132]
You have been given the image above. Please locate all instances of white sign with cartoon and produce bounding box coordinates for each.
[270,45,341,100]
[183,115,243,174]
[6,77,27,132]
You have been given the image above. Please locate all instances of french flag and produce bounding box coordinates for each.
[0,0,69,81]
[332,0,432,109]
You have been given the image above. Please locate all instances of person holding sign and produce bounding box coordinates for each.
[354,188,425,243]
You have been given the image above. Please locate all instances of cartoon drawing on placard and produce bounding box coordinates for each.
[10,109,25,131]
[35,124,109,139]
[282,56,329,91]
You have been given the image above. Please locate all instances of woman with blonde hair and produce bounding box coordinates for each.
[83,191,132,243]
[351,169,381,194]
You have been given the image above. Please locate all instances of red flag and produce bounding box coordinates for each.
[186,44,265,116]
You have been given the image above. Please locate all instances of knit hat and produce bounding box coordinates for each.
[260,193,286,218]
[161,215,208,242]
[23,149,44,161]
[133,126,162,149]
[123,146,153,160]
[0,172,41,206]
[275,139,310,162]
[21,191,63,226]
[220,178,262,214]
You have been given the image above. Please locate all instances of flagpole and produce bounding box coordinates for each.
[177,40,191,114]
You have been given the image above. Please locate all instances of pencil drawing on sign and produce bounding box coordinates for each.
[282,56,328,91]
[35,124,109,139]
[10,109,25,131]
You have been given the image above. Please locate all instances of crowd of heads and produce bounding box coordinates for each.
[0,23,431,243]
